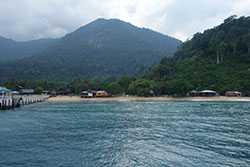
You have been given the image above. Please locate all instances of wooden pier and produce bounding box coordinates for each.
[0,95,49,110]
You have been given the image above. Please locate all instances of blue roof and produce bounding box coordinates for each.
[0,87,11,93]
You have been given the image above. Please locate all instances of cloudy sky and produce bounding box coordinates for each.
[0,0,250,41]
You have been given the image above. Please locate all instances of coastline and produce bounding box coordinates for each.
[47,95,250,102]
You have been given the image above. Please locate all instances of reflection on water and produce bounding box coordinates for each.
[0,101,249,166]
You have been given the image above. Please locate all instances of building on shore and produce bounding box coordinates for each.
[199,90,218,97]
[80,91,94,98]
[0,87,14,109]
[96,91,109,97]
[54,89,72,96]
[188,90,218,97]
[188,90,200,97]
[19,89,35,95]
[42,91,50,95]
[12,91,20,95]
[225,91,242,97]
[0,87,12,95]
[80,90,110,98]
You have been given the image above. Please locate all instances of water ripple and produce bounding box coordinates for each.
[0,101,250,166]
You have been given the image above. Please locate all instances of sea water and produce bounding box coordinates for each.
[0,101,249,167]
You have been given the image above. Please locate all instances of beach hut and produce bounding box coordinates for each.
[96,90,109,97]
[199,90,218,97]
[225,91,242,97]
[80,91,94,98]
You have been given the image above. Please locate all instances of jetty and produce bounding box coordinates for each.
[0,87,49,110]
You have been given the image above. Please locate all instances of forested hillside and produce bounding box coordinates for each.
[0,36,57,61]
[128,16,250,96]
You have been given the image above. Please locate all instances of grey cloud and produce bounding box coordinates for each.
[0,0,250,41]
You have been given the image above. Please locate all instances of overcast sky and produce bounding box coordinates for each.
[0,0,250,41]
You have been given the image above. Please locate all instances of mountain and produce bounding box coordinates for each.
[131,16,250,96]
[0,18,182,81]
[0,36,57,62]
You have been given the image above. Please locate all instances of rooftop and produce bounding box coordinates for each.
[0,87,11,93]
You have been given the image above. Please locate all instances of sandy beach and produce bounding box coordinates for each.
[47,95,250,102]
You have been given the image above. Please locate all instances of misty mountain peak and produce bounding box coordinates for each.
[0,18,182,79]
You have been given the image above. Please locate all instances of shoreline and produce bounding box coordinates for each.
[47,96,250,102]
